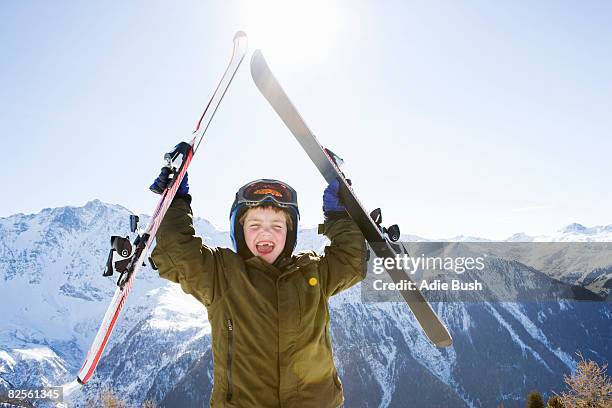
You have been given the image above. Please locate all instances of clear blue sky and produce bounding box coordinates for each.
[2,0,611,239]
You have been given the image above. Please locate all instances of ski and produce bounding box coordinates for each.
[76,31,248,385]
[250,50,452,347]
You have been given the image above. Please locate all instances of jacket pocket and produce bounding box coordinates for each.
[226,318,234,402]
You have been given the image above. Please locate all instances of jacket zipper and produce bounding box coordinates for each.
[226,318,234,402]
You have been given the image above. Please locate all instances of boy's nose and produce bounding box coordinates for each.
[260,226,274,235]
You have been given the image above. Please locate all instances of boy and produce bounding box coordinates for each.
[150,173,365,407]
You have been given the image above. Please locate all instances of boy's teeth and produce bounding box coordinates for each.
[256,242,274,254]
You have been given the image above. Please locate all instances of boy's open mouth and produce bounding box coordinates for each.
[256,241,275,255]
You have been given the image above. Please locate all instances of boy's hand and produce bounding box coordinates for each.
[323,178,347,214]
[150,169,189,196]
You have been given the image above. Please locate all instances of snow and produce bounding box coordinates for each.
[535,224,612,242]
[147,285,210,333]
[503,303,575,370]
[485,303,551,371]
[0,350,16,369]
[13,347,58,361]
[503,223,612,243]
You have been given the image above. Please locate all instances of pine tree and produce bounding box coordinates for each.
[527,391,545,408]
[546,395,564,408]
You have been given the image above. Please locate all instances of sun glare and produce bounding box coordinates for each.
[241,0,341,67]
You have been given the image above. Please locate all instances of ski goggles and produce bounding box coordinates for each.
[236,179,298,208]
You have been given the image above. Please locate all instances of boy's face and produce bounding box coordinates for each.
[242,207,288,264]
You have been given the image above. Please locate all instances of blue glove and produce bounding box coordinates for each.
[150,169,189,196]
[323,178,347,213]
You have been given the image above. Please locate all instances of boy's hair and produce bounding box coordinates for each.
[239,205,294,231]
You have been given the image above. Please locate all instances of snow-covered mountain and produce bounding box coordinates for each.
[0,201,610,407]
[399,225,612,298]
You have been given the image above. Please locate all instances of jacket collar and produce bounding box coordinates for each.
[244,252,316,278]
[245,256,282,276]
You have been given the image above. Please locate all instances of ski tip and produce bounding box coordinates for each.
[63,379,83,396]
[250,49,267,79]
[233,31,248,51]
[435,337,453,348]
[251,49,263,63]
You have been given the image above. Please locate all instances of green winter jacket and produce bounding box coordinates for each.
[150,197,366,408]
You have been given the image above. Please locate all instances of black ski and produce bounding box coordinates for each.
[250,50,452,347]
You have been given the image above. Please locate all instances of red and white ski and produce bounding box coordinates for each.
[77,31,248,385]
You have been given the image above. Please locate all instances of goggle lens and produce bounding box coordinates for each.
[242,182,294,203]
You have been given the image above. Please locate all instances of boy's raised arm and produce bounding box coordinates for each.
[318,180,367,297]
[150,185,227,307]
[319,215,367,297]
